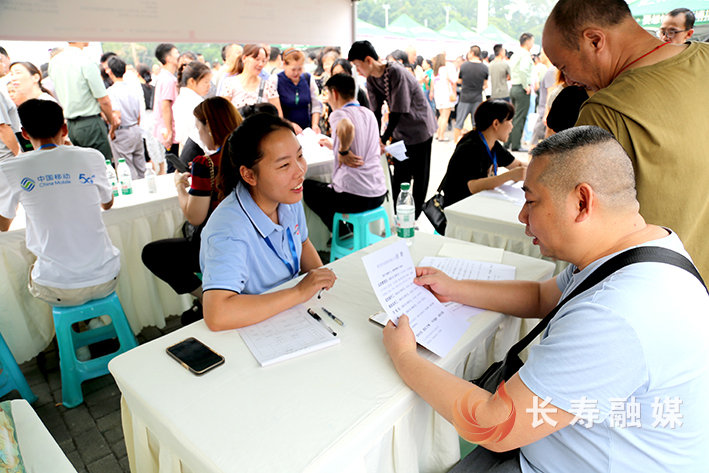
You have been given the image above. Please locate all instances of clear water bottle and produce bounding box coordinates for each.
[105,160,119,197]
[396,182,415,245]
[145,166,157,193]
[117,158,133,195]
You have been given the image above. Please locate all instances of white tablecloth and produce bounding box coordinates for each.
[110,233,555,473]
[0,174,191,363]
[12,399,77,472]
[444,194,568,275]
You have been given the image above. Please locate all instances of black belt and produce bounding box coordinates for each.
[67,114,101,122]
[117,124,138,129]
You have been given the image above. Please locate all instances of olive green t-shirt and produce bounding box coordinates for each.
[576,42,709,279]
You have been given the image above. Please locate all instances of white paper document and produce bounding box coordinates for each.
[237,304,340,367]
[418,257,516,281]
[478,181,526,206]
[362,240,470,357]
[437,242,504,264]
[418,257,517,319]
[385,141,408,161]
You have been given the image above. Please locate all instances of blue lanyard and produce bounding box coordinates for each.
[38,144,57,150]
[343,101,361,108]
[478,131,497,176]
[264,227,300,278]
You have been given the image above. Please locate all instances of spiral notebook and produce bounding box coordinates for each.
[237,304,340,367]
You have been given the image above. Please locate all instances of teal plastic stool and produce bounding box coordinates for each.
[0,332,38,404]
[330,207,391,262]
[52,292,138,408]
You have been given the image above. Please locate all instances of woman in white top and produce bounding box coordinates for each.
[173,61,212,158]
[9,62,57,105]
[429,53,458,142]
[220,44,283,116]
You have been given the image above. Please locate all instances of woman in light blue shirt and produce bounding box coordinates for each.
[199,113,336,331]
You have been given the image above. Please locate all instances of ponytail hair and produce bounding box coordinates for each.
[218,113,295,200]
[177,60,211,88]
[473,99,515,132]
[10,61,53,97]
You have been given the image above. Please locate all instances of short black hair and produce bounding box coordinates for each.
[470,45,481,58]
[548,0,632,50]
[107,56,126,77]
[668,8,695,29]
[269,46,281,61]
[325,73,355,100]
[179,51,197,62]
[18,99,64,139]
[0,46,8,58]
[100,51,117,64]
[155,43,176,65]
[519,33,534,46]
[493,44,504,57]
[348,41,379,62]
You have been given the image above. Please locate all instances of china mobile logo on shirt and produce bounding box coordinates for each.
[20,177,35,192]
[453,381,516,444]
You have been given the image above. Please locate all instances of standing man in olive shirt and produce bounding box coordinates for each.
[505,33,535,152]
[349,41,437,219]
[544,0,709,279]
[49,42,115,162]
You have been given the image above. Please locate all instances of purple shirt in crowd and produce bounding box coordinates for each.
[329,101,387,198]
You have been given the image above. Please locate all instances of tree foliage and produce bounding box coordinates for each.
[357,0,554,39]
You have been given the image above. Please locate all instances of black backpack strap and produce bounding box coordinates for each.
[257,78,266,103]
[506,246,706,358]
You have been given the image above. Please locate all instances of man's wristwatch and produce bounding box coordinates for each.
[338,149,350,156]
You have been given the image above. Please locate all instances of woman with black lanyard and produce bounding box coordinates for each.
[199,113,336,331]
[441,100,527,208]
[141,97,242,325]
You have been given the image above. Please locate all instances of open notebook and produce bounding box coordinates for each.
[237,305,340,367]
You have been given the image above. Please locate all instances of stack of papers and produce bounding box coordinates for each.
[237,305,340,367]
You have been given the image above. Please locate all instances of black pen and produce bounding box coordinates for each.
[321,306,345,327]
[308,308,337,337]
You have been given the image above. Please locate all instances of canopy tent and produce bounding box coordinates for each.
[438,19,487,44]
[0,0,356,49]
[356,20,412,58]
[385,14,469,58]
[478,25,518,49]
[628,0,709,37]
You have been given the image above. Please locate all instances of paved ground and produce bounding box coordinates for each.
[2,126,529,473]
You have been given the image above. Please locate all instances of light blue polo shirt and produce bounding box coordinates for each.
[199,182,309,295]
[518,231,709,473]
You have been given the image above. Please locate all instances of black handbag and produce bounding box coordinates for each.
[423,176,447,235]
[472,246,707,393]
[238,79,266,118]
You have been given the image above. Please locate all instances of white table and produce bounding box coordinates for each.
[110,233,555,473]
[444,193,568,274]
[10,399,78,472]
[0,174,191,363]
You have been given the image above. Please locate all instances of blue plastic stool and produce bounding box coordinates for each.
[330,207,391,262]
[0,332,38,404]
[52,292,138,408]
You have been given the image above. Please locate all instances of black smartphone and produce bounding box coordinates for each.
[165,153,190,173]
[166,337,225,375]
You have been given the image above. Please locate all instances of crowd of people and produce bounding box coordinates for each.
[0,1,708,471]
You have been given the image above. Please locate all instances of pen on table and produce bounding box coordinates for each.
[317,268,336,299]
[308,308,337,337]
[321,306,345,327]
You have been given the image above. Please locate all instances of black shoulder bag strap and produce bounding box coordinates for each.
[473,246,707,390]
[257,78,266,103]
[509,246,707,358]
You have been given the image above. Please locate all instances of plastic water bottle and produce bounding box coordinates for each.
[145,166,157,193]
[105,160,119,197]
[396,182,415,246]
[117,158,133,195]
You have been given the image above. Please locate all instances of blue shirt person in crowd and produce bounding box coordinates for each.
[383,126,709,473]
[199,113,336,331]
